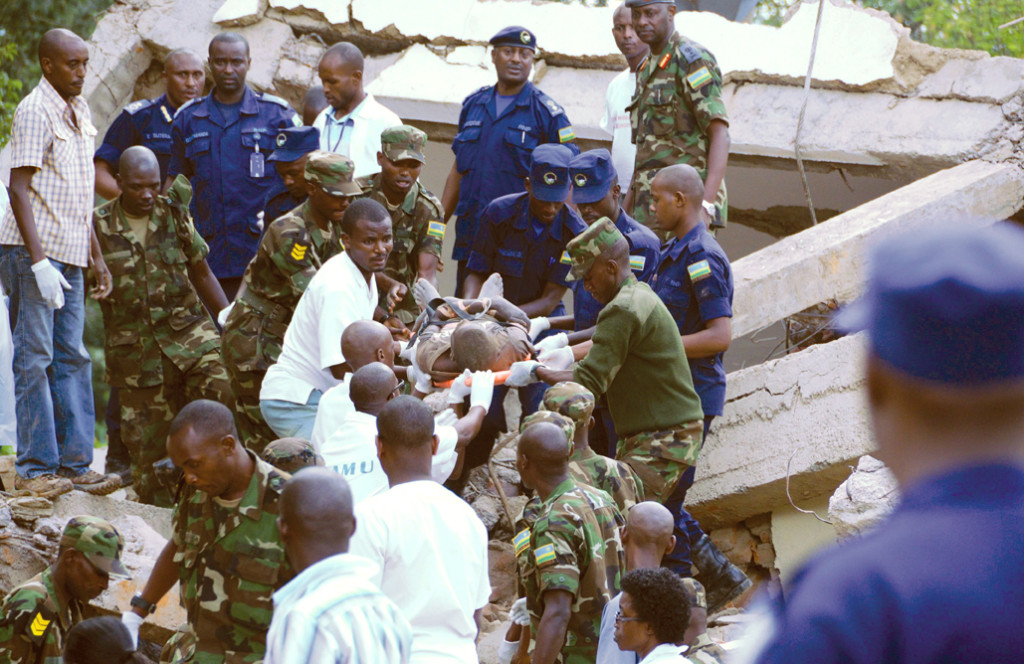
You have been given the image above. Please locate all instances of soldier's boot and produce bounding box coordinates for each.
[14,473,73,499]
[63,469,122,496]
[691,534,753,613]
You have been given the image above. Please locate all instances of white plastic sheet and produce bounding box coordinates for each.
[0,184,15,447]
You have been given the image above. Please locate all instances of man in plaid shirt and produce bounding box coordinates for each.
[0,28,119,498]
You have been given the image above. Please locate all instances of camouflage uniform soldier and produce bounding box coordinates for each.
[515,421,624,664]
[94,147,232,507]
[126,401,293,664]
[221,151,361,453]
[541,381,645,513]
[356,125,446,326]
[624,0,730,230]
[681,578,727,664]
[260,436,325,474]
[0,516,130,664]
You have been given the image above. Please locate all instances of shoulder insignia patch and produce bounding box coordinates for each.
[513,528,530,556]
[687,259,711,281]
[542,97,564,117]
[290,242,309,262]
[124,99,151,115]
[174,97,203,119]
[260,92,290,108]
[426,220,446,241]
[558,126,575,143]
[687,67,713,90]
[29,612,50,637]
[559,250,572,265]
[534,543,557,567]
[679,43,702,65]
[630,255,646,272]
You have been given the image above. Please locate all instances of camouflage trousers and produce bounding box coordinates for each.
[120,351,232,507]
[630,169,728,235]
[221,305,286,455]
[617,420,704,503]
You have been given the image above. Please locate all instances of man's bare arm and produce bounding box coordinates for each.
[440,163,462,223]
[132,540,179,617]
[703,120,730,208]
[532,590,573,664]
[7,167,45,262]
[519,282,566,318]
[681,316,731,359]
[188,259,230,314]
[94,160,120,200]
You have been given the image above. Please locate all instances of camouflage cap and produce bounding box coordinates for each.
[305,150,362,197]
[521,410,575,448]
[565,216,625,282]
[60,516,130,579]
[680,577,707,609]
[381,125,427,164]
[261,437,325,474]
[540,381,596,425]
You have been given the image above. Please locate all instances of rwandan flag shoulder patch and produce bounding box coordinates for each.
[534,543,557,567]
[426,220,446,240]
[559,250,572,265]
[687,66,713,90]
[687,259,712,281]
[513,529,530,557]
[558,126,575,143]
[630,255,646,272]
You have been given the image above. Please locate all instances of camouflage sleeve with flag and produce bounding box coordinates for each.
[0,569,75,664]
[171,455,293,662]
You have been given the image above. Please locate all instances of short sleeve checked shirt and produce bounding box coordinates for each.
[0,77,96,267]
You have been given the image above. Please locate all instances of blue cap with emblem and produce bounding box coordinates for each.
[835,221,1024,386]
[490,25,537,52]
[529,143,573,203]
[569,149,617,205]
[268,126,321,163]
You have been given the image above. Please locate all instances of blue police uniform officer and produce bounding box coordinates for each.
[168,85,301,294]
[261,126,321,229]
[459,143,586,472]
[450,26,579,291]
[747,222,1024,664]
[568,149,660,331]
[95,94,178,182]
[567,148,661,458]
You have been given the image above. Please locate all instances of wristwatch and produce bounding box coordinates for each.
[701,200,716,217]
[130,593,156,616]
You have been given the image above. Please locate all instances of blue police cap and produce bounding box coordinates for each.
[529,143,573,203]
[569,149,617,205]
[268,126,320,163]
[490,26,537,52]
[836,221,1024,386]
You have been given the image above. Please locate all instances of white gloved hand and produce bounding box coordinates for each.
[434,409,458,427]
[31,260,71,309]
[217,302,234,328]
[509,597,531,626]
[469,370,495,411]
[534,332,568,353]
[506,360,541,387]
[497,637,519,664]
[539,346,574,370]
[528,316,551,341]
[399,339,418,362]
[121,611,144,649]
[408,358,434,394]
[447,369,473,404]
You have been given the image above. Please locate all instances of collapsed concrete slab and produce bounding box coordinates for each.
[729,160,1024,339]
[686,334,871,529]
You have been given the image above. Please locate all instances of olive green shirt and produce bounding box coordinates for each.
[573,276,703,437]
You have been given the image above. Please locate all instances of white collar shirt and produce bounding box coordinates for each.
[313,93,402,178]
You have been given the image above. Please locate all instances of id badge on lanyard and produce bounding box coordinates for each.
[250,131,265,178]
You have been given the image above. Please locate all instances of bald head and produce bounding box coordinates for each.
[164,48,202,70]
[342,320,394,371]
[626,501,675,547]
[613,2,631,22]
[519,422,572,473]
[377,395,434,451]
[279,467,355,570]
[168,399,236,448]
[349,362,398,414]
[119,146,160,179]
[321,42,364,71]
[209,32,249,58]
[652,164,705,206]
[38,28,85,63]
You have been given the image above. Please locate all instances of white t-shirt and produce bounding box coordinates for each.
[601,69,637,187]
[321,411,459,504]
[261,252,378,404]
[310,376,354,450]
[350,480,491,663]
[313,93,403,179]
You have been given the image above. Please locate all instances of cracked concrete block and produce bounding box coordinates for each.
[828,455,899,539]
[687,334,872,529]
[730,160,1024,339]
[52,490,173,540]
[918,57,1024,104]
[269,0,351,26]
[353,0,476,41]
[213,0,267,27]
[83,8,153,139]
